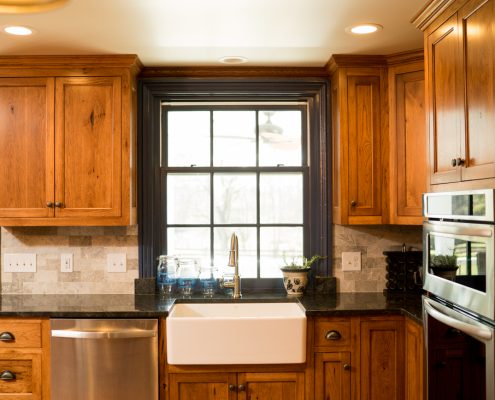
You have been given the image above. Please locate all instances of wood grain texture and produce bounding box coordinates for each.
[331,63,388,225]
[427,13,462,185]
[239,372,305,400]
[141,66,328,78]
[459,0,495,181]
[314,352,351,400]
[0,320,42,349]
[359,317,405,400]
[0,350,42,399]
[314,319,352,349]
[169,372,236,400]
[388,62,426,224]
[55,76,122,218]
[0,78,55,219]
[0,55,139,226]
[405,319,424,400]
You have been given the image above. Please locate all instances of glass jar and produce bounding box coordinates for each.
[177,258,199,295]
[199,265,218,295]
[156,255,178,295]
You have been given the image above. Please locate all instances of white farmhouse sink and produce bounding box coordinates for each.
[166,302,306,365]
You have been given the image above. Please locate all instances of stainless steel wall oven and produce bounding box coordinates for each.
[423,189,495,400]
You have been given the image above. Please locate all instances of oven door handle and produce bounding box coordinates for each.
[424,298,493,342]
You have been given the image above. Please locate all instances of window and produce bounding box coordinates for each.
[139,78,330,289]
[162,105,306,279]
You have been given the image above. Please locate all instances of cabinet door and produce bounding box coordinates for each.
[54,77,122,219]
[169,373,236,400]
[405,319,424,400]
[315,352,351,400]
[0,350,42,399]
[238,372,304,400]
[426,13,463,185]
[360,318,405,400]
[347,74,383,219]
[0,78,55,219]
[389,64,426,224]
[459,0,495,181]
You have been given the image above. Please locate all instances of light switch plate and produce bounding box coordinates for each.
[3,253,37,273]
[107,253,127,273]
[342,252,361,271]
[61,253,73,273]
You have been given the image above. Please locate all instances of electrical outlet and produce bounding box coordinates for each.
[342,251,361,271]
[107,253,127,273]
[3,253,36,273]
[61,253,73,273]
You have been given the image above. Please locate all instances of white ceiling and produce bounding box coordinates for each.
[0,0,427,67]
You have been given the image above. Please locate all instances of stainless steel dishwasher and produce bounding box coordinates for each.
[50,319,158,400]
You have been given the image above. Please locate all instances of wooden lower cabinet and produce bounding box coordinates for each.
[0,318,50,400]
[311,315,423,400]
[405,318,424,400]
[359,317,405,400]
[315,352,351,400]
[169,372,236,400]
[168,371,305,400]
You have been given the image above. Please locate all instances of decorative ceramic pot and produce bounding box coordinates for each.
[430,266,458,281]
[281,268,310,296]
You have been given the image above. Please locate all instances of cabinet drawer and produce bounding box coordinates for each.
[0,321,42,348]
[0,351,42,398]
[314,319,351,348]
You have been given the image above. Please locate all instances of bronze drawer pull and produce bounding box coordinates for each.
[0,332,15,342]
[0,370,16,381]
[325,330,342,340]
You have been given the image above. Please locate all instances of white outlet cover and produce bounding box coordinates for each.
[60,253,73,273]
[342,251,361,272]
[107,253,127,273]
[3,253,37,273]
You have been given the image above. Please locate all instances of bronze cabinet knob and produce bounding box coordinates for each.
[46,201,54,208]
[451,158,457,167]
[54,202,63,208]
[343,363,351,371]
[325,330,342,341]
[350,200,357,207]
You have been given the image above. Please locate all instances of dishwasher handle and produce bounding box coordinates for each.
[51,329,156,340]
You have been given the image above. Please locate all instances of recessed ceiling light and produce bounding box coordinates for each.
[0,0,68,14]
[219,56,248,65]
[3,25,33,36]
[346,23,383,35]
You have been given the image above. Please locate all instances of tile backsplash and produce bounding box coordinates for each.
[332,224,422,292]
[0,226,138,294]
[0,224,421,294]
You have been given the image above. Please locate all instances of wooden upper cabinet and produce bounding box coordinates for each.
[55,77,122,219]
[388,59,426,224]
[0,78,55,219]
[330,58,388,225]
[459,0,495,181]
[427,13,462,185]
[416,0,495,189]
[0,55,140,226]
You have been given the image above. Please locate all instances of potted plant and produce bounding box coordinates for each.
[280,255,325,296]
[429,254,458,280]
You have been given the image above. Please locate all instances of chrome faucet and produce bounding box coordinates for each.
[222,232,242,298]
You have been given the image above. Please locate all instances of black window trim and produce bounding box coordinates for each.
[138,77,331,290]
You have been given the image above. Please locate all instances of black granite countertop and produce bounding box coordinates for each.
[0,291,423,323]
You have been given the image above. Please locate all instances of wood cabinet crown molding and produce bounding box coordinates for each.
[411,0,457,30]
[0,54,142,70]
[140,66,328,78]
